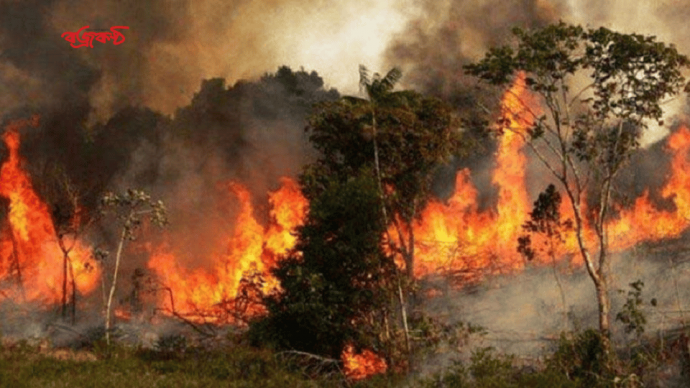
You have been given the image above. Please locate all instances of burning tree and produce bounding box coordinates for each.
[0,116,99,310]
[100,189,168,345]
[465,22,690,357]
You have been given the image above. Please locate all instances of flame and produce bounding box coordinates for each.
[0,117,99,304]
[341,344,387,380]
[114,306,132,321]
[409,73,536,279]
[609,125,690,248]
[147,177,308,323]
[407,75,690,280]
[264,177,308,260]
[1,72,690,376]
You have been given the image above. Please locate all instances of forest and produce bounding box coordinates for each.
[1,9,690,388]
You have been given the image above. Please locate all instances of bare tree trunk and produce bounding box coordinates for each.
[595,275,612,362]
[566,189,613,357]
[594,272,610,333]
[405,220,415,280]
[9,231,25,300]
[397,277,413,372]
[62,251,68,319]
[69,259,76,325]
[105,227,128,346]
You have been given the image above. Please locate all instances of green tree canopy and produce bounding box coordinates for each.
[302,67,464,279]
[252,173,395,359]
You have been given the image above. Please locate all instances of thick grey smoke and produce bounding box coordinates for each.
[384,0,567,208]
[0,0,408,124]
[419,240,690,374]
[385,0,564,93]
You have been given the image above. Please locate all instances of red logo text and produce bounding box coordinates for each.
[61,26,129,48]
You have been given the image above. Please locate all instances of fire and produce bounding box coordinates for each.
[609,125,690,248]
[264,177,308,259]
[341,344,387,380]
[0,117,99,304]
[147,177,308,323]
[408,75,690,281]
[410,73,536,279]
[2,71,690,377]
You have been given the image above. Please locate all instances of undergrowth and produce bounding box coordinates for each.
[0,338,401,388]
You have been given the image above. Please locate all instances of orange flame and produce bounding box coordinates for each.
[341,344,387,380]
[147,177,308,323]
[0,117,99,304]
[2,72,690,369]
[609,125,690,248]
[408,74,690,280]
[409,73,537,279]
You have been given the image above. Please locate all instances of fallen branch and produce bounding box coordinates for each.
[275,350,350,385]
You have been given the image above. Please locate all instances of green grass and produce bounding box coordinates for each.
[0,338,410,388]
[0,341,347,388]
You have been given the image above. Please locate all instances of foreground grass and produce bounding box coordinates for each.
[3,329,687,387]
[0,340,391,388]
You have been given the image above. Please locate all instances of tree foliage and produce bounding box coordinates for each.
[252,173,396,359]
[266,67,468,370]
[303,66,463,278]
[517,184,572,261]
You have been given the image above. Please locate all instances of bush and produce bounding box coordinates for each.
[423,347,577,388]
[549,330,614,387]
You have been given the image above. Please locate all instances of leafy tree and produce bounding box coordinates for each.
[616,280,647,339]
[301,66,465,364]
[100,189,168,345]
[304,66,462,279]
[466,22,690,356]
[252,173,396,360]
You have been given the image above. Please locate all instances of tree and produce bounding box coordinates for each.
[304,66,463,280]
[302,67,464,361]
[465,22,690,356]
[252,173,397,361]
[100,189,167,345]
[49,168,95,324]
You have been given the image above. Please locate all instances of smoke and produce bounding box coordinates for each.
[0,0,410,126]
[384,0,690,147]
[385,0,563,92]
[85,67,338,285]
[383,0,690,213]
[383,0,566,208]
[419,237,690,372]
